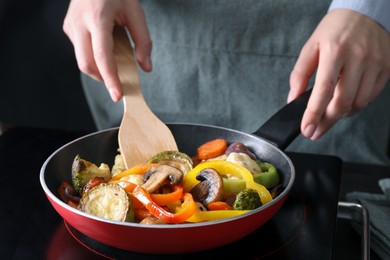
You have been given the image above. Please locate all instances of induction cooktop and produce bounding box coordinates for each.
[0,128,342,259]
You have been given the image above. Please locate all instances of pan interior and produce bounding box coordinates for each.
[42,123,294,223]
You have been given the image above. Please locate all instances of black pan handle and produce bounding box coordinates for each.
[252,88,312,150]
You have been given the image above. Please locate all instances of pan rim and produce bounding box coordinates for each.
[40,123,295,229]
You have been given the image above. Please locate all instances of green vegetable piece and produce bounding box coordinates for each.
[71,155,111,195]
[222,177,246,194]
[233,188,262,210]
[253,162,280,188]
[147,151,193,174]
[78,183,135,222]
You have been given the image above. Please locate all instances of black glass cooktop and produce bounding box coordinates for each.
[0,127,342,259]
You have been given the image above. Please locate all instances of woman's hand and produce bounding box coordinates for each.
[289,9,390,140]
[63,0,152,102]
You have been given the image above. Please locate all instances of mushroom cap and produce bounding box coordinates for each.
[141,165,183,193]
[190,168,224,206]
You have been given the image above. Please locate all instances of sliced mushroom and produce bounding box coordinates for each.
[141,165,183,193]
[190,168,224,206]
[140,216,167,225]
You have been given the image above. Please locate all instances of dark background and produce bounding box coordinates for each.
[0,0,96,132]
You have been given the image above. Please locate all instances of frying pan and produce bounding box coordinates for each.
[40,89,311,254]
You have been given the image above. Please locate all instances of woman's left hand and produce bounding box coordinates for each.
[289,9,390,140]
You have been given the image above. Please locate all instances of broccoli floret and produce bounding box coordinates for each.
[71,155,111,195]
[233,188,262,210]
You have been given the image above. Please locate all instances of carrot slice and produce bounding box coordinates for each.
[207,201,233,211]
[197,138,227,160]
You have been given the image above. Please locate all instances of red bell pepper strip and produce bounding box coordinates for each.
[134,208,152,221]
[132,186,196,224]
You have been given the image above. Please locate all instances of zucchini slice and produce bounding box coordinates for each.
[147,151,193,174]
[78,183,134,222]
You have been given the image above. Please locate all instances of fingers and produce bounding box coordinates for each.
[63,4,103,82]
[298,41,344,139]
[288,40,319,103]
[63,0,152,102]
[294,10,390,140]
[91,24,123,101]
[124,0,153,72]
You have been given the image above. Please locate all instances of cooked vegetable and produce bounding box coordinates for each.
[226,152,261,175]
[197,138,227,160]
[111,163,157,181]
[149,184,183,206]
[270,185,285,199]
[71,155,111,195]
[233,189,262,210]
[116,173,144,186]
[111,152,126,177]
[58,181,80,208]
[140,216,167,225]
[78,183,134,222]
[132,186,196,224]
[184,160,272,205]
[221,163,279,197]
[186,209,249,222]
[61,138,280,224]
[207,201,233,211]
[254,162,280,188]
[146,151,193,175]
[222,177,246,194]
[225,142,256,159]
[141,165,183,193]
[190,168,224,206]
[82,176,107,195]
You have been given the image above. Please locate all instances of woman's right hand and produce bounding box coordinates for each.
[63,0,152,101]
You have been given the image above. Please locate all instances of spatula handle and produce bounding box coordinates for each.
[113,26,142,99]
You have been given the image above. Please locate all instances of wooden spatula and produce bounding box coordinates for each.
[113,26,178,169]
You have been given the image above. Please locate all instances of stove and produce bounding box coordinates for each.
[0,127,342,259]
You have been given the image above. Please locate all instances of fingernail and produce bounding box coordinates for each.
[311,130,321,140]
[146,56,152,71]
[303,124,316,138]
[287,89,295,103]
[108,88,120,102]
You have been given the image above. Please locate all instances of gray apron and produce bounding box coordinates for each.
[82,0,390,165]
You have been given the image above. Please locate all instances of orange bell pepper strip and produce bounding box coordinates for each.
[132,186,196,224]
[111,163,158,181]
[150,184,183,206]
[110,179,183,207]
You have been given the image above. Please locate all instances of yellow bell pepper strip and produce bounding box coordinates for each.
[221,162,279,193]
[132,186,196,224]
[111,163,158,181]
[185,209,249,222]
[183,161,273,205]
